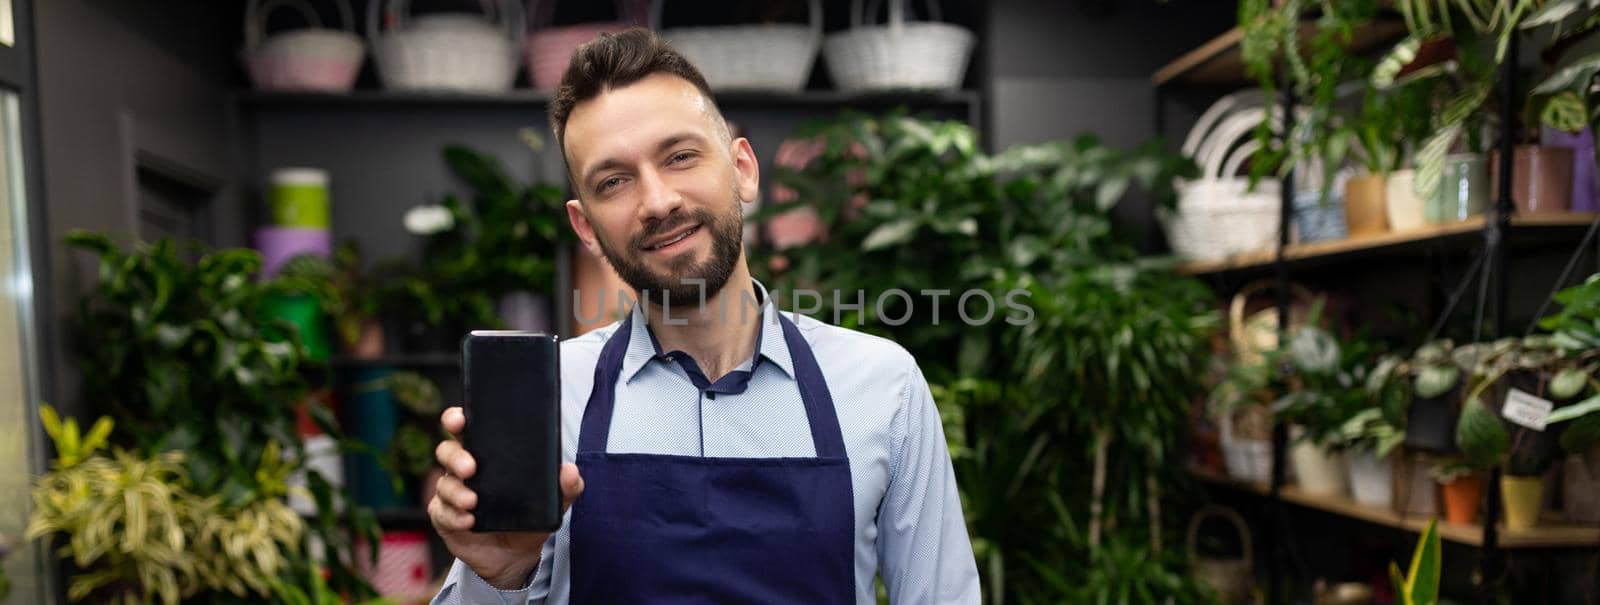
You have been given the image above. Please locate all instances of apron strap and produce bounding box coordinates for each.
[777,312,848,459]
[577,314,633,454]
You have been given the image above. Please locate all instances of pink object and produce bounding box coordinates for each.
[254,226,332,280]
[526,23,632,90]
[356,531,433,601]
[242,0,365,92]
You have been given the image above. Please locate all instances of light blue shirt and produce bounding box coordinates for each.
[432,281,980,604]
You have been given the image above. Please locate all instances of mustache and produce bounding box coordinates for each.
[631,211,712,250]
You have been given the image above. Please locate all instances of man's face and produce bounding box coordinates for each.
[563,73,758,307]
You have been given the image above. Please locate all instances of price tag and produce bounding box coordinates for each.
[1502,388,1554,431]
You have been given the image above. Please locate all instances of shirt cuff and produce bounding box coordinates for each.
[458,563,536,605]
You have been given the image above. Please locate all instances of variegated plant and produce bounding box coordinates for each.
[1389,518,1443,605]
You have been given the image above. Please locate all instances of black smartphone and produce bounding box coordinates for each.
[461,331,561,532]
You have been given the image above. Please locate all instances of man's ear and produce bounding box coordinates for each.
[731,137,760,206]
[566,199,603,258]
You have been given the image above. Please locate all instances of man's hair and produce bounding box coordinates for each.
[548,28,720,156]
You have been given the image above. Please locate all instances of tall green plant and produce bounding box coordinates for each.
[1389,518,1443,605]
[64,232,379,601]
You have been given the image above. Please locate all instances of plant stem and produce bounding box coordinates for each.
[1089,427,1110,558]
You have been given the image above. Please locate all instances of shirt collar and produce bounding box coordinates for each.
[618,279,795,383]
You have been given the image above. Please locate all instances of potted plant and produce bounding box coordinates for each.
[1369,340,1466,455]
[1337,406,1406,508]
[1430,457,1483,524]
[277,242,388,359]
[1271,317,1376,497]
[1535,272,1600,522]
[387,370,447,506]
[1389,517,1442,605]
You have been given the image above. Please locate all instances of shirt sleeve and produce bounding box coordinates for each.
[430,533,556,605]
[876,364,981,604]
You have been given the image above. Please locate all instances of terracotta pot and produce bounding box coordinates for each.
[1502,474,1545,530]
[1385,169,1427,231]
[1343,173,1389,237]
[1490,145,1575,213]
[1440,473,1482,525]
[1564,446,1600,523]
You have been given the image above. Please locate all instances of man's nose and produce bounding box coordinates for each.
[637,166,682,221]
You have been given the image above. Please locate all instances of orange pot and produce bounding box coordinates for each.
[1441,474,1482,525]
[1343,173,1389,237]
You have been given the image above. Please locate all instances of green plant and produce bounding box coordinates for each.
[1456,393,1510,469]
[26,407,305,605]
[392,145,571,330]
[1338,407,1407,457]
[64,231,379,600]
[1389,518,1443,605]
[1430,457,1478,482]
[386,371,445,480]
[276,242,385,351]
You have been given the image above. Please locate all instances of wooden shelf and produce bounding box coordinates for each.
[1189,467,1600,549]
[1174,212,1600,276]
[1153,19,1409,87]
[236,89,981,111]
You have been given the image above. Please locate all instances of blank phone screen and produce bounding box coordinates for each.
[462,332,561,532]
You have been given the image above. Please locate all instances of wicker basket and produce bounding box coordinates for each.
[368,0,524,92]
[656,0,822,92]
[1187,506,1256,605]
[1160,93,1285,261]
[525,1,643,91]
[1228,279,1316,367]
[822,0,974,91]
[243,0,365,92]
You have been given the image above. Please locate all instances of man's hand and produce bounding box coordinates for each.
[429,406,584,589]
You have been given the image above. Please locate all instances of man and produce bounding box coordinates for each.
[429,28,979,604]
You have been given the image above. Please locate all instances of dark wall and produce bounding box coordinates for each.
[35,0,243,417]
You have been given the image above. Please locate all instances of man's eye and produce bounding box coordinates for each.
[669,152,695,165]
[598,177,622,192]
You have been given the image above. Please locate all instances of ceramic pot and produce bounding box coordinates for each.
[1563,446,1600,523]
[1502,474,1545,530]
[1404,379,1461,454]
[1293,190,1347,243]
[1426,153,1488,223]
[1544,127,1598,212]
[1290,430,1348,497]
[1347,448,1394,509]
[1385,169,1427,231]
[1490,145,1575,214]
[1440,473,1482,525]
[1343,173,1389,237]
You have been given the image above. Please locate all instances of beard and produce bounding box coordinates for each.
[592,189,745,308]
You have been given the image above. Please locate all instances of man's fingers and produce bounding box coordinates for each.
[441,406,466,436]
[435,439,476,478]
[559,463,584,511]
[436,472,477,511]
[428,494,475,532]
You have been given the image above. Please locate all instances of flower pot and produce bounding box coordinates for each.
[1292,190,1347,243]
[1347,448,1394,509]
[344,366,405,510]
[1490,145,1575,214]
[1505,369,1569,474]
[1385,169,1427,231]
[1222,407,1273,484]
[349,318,386,359]
[1426,153,1488,224]
[1343,173,1389,237]
[1289,431,1348,496]
[1404,379,1462,454]
[1544,126,1598,212]
[1440,473,1483,525]
[1501,474,1545,530]
[1564,446,1600,523]
[1395,454,1440,516]
[497,290,551,333]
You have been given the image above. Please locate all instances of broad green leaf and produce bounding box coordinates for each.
[860,218,920,251]
[1548,392,1600,424]
[1457,398,1510,468]
[1414,366,1460,399]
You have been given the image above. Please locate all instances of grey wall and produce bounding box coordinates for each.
[35,0,243,417]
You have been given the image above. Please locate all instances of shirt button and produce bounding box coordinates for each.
[706,392,716,400]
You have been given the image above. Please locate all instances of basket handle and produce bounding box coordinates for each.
[1228,279,1318,352]
[536,0,645,32]
[1185,505,1253,567]
[247,0,341,50]
[370,0,525,51]
[650,0,820,37]
[852,0,942,30]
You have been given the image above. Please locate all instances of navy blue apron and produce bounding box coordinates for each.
[569,312,855,604]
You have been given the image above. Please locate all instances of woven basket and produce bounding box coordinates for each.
[243,0,365,92]
[525,1,643,91]
[656,0,822,92]
[1161,93,1287,261]
[1187,506,1256,605]
[823,0,974,91]
[368,0,524,92]
[1228,279,1316,367]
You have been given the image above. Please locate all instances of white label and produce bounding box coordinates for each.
[1502,388,1554,431]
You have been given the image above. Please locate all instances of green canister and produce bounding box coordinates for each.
[270,167,331,228]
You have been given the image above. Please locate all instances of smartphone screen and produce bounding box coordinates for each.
[461,331,561,532]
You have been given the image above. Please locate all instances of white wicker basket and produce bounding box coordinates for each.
[243,0,366,92]
[656,0,822,92]
[368,0,525,92]
[1160,93,1286,261]
[823,0,973,91]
